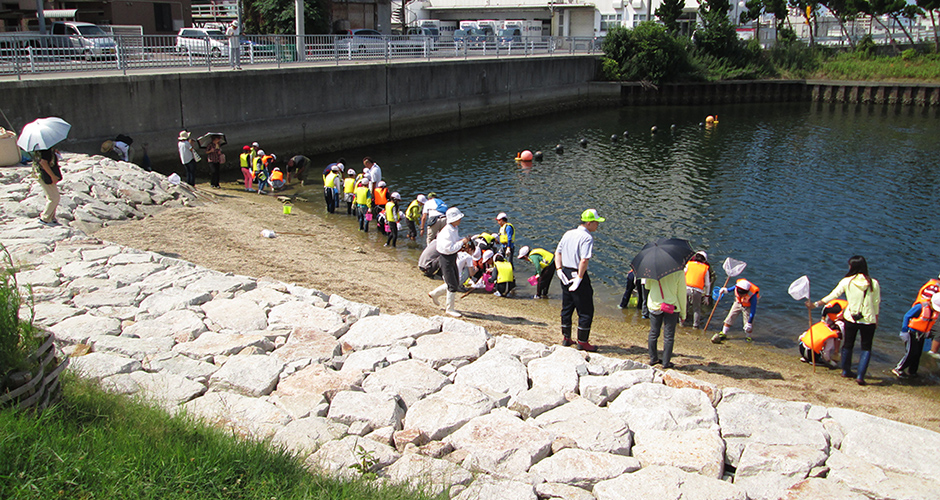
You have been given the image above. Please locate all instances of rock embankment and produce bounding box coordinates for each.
[1,156,938,500]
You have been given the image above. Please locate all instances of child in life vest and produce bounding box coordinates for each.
[893,293,940,379]
[799,300,846,368]
[270,167,285,190]
[492,254,516,297]
[712,279,760,343]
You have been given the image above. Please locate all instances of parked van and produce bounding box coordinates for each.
[176,27,229,57]
[51,21,117,60]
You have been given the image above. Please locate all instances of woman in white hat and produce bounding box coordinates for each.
[177,130,198,187]
[428,207,469,317]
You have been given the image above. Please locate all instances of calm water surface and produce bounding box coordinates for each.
[164,102,940,366]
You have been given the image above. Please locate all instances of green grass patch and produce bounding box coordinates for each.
[813,52,940,82]
[0,376,444,500]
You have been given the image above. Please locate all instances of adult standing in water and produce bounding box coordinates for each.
[428,207,469,317]
[810,255,881,386]
[554,209,605,352]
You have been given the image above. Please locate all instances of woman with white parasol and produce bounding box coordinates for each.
[18,117,71,226]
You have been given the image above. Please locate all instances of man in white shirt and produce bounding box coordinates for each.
[428,207,469,317]
[226,21,241,70]
[420,193,447,246]
[364,157,381,190]
[554,209,605,352]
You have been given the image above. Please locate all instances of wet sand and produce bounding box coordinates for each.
[95,181,940,432]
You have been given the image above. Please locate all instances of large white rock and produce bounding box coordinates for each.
[362,359,450,408]
[183,391,292,439]
[139,288,213,317]
[90,334,175,360]
[578,368,655,406]
[533,398,633,455]
[452,475,536,500]
[31,302,82,326]
[404,383,496,441]
[237,287,294,309]
[384,452,474,496]
[828,407,940,482]
[271,327,341,364]
[19,267,61,287]
[122,309,207,342]
[328,294,379,319]
[338,313,439,350]
[733,443,829,500]
[453,351,529,398]
[106,263,166,286]
[209,354,285,397]
[270,416,348,455]
[781,478,868,500]
[327,390,406,430]
[50,313,121,344]
[527,347,586,395]
[201,298,267,332]
[609,383,718,432]
[268,392,328,420]
[341,346,395,373]
[143,352,218,384]
[275,363,364,401]
[445,409,555,478]
[508,386,568,419]
[529,448,641,489]
[632,428,726,479]
[126,370,207,410]
[662,369,723,406]
[68,352,141,379]
[409,331,488,369]
[826,448,940,500]
[185,274,256,295]
[489,335,550,364]
[305,435,400,478]
[593,465,747,500]
[267,301,348,337]
[172,331,274,358]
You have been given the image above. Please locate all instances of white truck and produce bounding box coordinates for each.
[419,19,458,38]
[502,20,544,40]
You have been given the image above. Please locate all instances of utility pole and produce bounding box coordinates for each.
[296,0,305,61]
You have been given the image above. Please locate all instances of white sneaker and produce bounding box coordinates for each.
[493,291,501,297]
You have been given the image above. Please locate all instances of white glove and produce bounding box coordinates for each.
[568,276,582,291]
[556,269,570,286]
[744,322,753,334]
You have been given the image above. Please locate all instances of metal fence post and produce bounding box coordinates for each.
[205,39,212,72]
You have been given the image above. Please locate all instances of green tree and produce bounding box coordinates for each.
[602,23,693,84]
[916,0,940,51]
[694,0,739,58]
[864,0,917,45]
[788,0,819,45]
[243,0,330,34]
[821,0,865,48]
[655,0,687,34]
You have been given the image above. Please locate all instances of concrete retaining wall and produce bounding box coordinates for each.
[0,57,604,163]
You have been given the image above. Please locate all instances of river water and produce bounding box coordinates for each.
[162,101,940,366]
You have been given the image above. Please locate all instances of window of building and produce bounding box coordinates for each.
[154,3,173,32]
[632,14,647,27]
[600,14,623,31]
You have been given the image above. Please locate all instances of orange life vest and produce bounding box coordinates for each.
[915,279,940,306]
[908,299,939,334]
[824,299,849,322]
[800,321,840,353]
[734,280,760,307]
[685,261,709,290]
[270,169,284,182]
[373,187,388,206]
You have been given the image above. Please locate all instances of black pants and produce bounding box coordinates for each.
[560,268,593,341]
[406,219,418,240]
[896,330,927,375]
[440,252,460,293]
[324,188,336,213]
[209,161,221,187]
[386,220,399,247]
[496,280,515,296]
[357,205,369,232]
[183,159,197,186]
[537,263,554,297]
[843,321,876,352]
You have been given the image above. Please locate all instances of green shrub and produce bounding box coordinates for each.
[769,38,821,78]
[603,22,694,84]
[856,35,876,58]
[0,245,40,380]
[901,48,918,61]
[599,57,622,80]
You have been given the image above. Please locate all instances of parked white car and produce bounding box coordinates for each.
[176,28,229,57]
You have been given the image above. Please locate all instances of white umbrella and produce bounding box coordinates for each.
[17,117,71,151]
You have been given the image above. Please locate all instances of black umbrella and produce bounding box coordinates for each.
[631,238,694,280]
[196,132,227,148]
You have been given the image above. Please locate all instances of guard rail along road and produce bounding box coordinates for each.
[0,33,605,80]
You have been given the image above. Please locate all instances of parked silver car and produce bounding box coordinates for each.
[176,28,229,57]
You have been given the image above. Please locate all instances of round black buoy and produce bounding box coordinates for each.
[623,131,629,138]
[555,144,564,154]
[534,151,544,161]
[611,134,619,142]
[650,126,658,134]
[579,138,588,147]
[670,124,676,132]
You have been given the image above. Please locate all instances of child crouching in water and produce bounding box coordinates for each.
[492,254,516,297]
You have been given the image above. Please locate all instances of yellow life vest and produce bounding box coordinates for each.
[239,152,249,168]
[685,261,709,290]
[406,199,422,221]
[354,185,371,206]
[324,171,338,188]
[386,200,398,222]
[343,177,356,194]
[498,222,514,244]
[529,248,554,270]
[494,261,514,283]
[800,321,840,353]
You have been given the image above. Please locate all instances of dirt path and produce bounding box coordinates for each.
[95,183,940,432]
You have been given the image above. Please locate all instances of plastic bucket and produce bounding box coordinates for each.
[528,275,539,286]
[282,205,292,215]
[365,212,373,221]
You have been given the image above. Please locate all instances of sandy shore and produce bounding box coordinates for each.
[94,181,940,431]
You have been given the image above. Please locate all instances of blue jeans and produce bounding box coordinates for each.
[649,310,678,365]
[183,159,197,186]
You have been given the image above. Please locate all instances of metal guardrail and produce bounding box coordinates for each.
[0,33,605,79]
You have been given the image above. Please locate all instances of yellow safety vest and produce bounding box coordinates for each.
[354,185,371,206]
[324,171,338,188]
[494,261,514,283]
[239,152,249,168]
[343,177,356,194]
[406,200,422,221]
[386,200,398,223]
[498,223,514,244]
[529,248,554,270]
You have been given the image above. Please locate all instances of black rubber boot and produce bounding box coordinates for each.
[561,325,573,346]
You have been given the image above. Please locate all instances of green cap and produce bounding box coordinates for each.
[581,209,606,223]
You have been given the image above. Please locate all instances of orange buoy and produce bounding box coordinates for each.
[520,150,533,161]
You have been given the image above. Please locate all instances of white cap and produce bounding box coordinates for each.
[695,251,707,260]
[378,181,387,188]
[331,165,340,172]
[347,168,355,175]
[517,246,530,259]
[251,142,260,147]
[417,194,428,204]
[446,207,464,224]
[736,279,751,290]
[932,294,940,312]
[482,249,494,262]
[391,192,400,200]
[496,212,508,220]
[257,150,265,156]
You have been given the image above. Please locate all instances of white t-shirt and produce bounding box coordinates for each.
[368,164,382,184]
[178,140,194,164]
[422,199,444,217]
[113,141,129,161]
